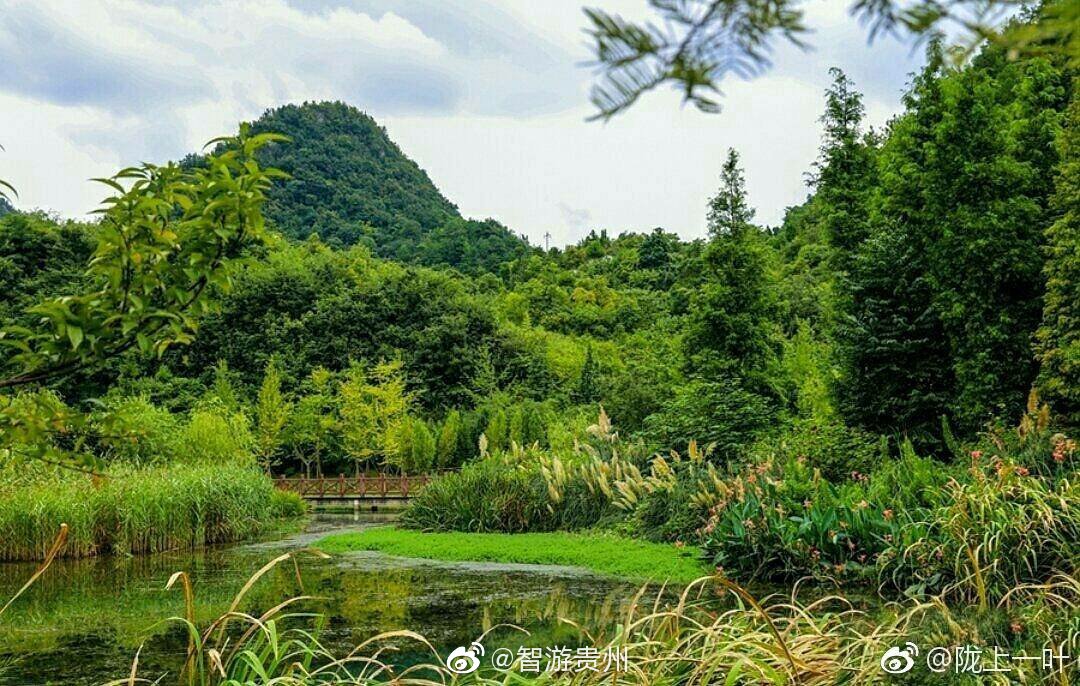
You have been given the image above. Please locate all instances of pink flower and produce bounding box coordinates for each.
[1051,438,1072,464]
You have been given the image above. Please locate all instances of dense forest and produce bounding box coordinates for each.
[6,41,1076,473]
[1,5,1079,682]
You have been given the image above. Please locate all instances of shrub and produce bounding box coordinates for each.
[180,401,255,464]
[270,488,307,517]
[92,395,186,466]
[434,410,461,468]
[628,468,710,543]
[698,448,953,584]
[876,394,1080,602]
[400,456,549,533]
[701,459,896,581]
[749,417,884,481]
[484,407,509,453]
[694,422,1080,603]
[884,455,1080,603]
[643,377,772,460]
[511,399,549,447]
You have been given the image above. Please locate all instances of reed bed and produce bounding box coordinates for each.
[0,462,304,561]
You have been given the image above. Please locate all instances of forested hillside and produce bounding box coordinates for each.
[248,101,531,271]
[251,101,458,248]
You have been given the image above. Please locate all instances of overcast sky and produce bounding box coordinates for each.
[0,0,927,245]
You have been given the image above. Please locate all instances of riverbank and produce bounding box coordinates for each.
[0,462,304,561]
[316,527,709,582]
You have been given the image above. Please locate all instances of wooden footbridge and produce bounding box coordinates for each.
[273,474,433,510]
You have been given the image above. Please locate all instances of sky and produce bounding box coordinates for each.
[0,0,928,246]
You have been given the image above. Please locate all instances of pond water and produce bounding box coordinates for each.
[0,514,648,685]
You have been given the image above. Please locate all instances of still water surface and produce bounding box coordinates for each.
[0,514,645,685]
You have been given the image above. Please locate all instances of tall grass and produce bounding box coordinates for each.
[402,412,632,533]
[106,560,1079,685]
[401,455,552,533]
[888,460,1080,605]
[401,452,615,533]
[0,462,304,561]
[113,563,895,685]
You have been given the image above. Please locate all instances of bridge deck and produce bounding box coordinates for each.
[274,474,432,500]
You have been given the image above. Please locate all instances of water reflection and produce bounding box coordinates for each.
[0,515,647,685]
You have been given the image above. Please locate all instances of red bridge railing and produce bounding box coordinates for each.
[273,474,432,498]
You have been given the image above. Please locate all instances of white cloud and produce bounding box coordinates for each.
[385,74,833,243]
[0,0,925,243]
[0,92,122,215]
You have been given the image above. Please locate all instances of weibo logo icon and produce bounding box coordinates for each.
[880,642,919,674]
[446,642,485,674]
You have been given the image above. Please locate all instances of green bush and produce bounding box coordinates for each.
[179,401,255,464]
[401,457,549,533]
[699,457,901,582]
[269,488,307,517]
[92,396,181,465]
[748,418,884,481]
[695,427,1079,603]
[693,438,953,583]
[883,452,1080,603]
[628,470,710,543]
[510,400,550,447]
[484,408,510,453]
[643,377,772,460]
[434,410,461,468]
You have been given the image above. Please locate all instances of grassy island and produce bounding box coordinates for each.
[316,528,709,583]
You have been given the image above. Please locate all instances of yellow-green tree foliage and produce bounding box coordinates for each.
[338,359,412,473]
[255,358,291,473]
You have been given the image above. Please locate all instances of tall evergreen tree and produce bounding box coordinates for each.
[688,150,777,387]
[707,149,755,237]
[923,49,1067,430]
[573,345,600,404]
[837,50,954,439]
[812,69,877,267]
[839,221,954,437]
[1037,81,1080,427]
